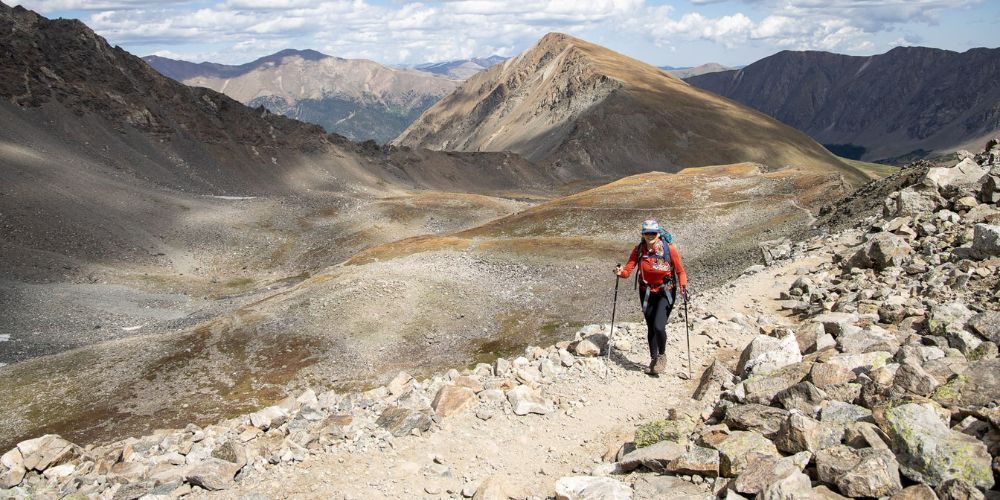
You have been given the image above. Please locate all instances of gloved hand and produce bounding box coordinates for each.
[681,286,690,301]
[613,264,623,277]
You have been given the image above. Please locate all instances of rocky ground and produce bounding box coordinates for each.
[2,142,998,499]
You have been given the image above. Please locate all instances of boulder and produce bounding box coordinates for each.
[711,430,780,477]
[555,476,632,500]
[694,359,737,402]
[882,403,994,489]
[16,434,79,472]
[249,406,289,431]
[724,404,789,439]
[810,363,857,388]
[737,333,803,376]
[889,484,938,500]
[184,458,242,491]
[928,302,975,336]
[837,326,900,355]
[926,158,988,198]
[432,385,477,418]
[967,313,1000,348]
[775,412,843,455]
[733,452,808,496]
[757,471,814,500]
[375,406,432,437]
[826,351,892,374]
[820,401,873,426]
[894,362,939,396]
[574,339,601,357]
[665,444,720,477]
[812,312,860,336]
[889,187,945,218]
[506,385,553,416]
[387,371,413,395]
[776,382,828,416]
[970,224,1000,259]
[0,448,25,488]
[738,362,813,405]
[617,440,686,473]
[815,445,902,498]
[761,238,793,265]
[935,479,986,500]
[931,358,1000,407]
[844,233,913,271]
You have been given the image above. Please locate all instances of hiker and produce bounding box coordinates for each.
[614,218,688,375]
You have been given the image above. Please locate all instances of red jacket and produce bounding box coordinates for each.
[617,239,687,292]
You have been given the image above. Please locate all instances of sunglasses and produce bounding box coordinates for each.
[642,232,658,236]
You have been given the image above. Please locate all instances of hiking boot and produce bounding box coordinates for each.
[648,356,658,374]
[653,355,668,374]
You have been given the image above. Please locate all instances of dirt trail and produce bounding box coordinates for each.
[196,256,821,499]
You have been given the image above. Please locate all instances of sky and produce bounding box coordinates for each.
[9,0,999,68]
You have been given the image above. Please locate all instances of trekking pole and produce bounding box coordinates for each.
[683,289,692,380]
[608,267,621,359]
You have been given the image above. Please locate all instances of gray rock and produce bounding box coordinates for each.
[375,405,432,437]
[820,401,873,426]
[710,430,780,477]
[665,444,720,478]
[733,452,807,496]
[826,351,892,374]
[554,476,632,500]
[737,333,803,376]
[184,458,242,491]
[694,359,737,402]
[249,406,289,431]
[506,385,553,416]
[931,358,1000,407]
[757,471,814,500]
[617,440,686,473]
[837,326,900,355]
[775,412,843,455]
[935,479,985,500]
[812,312,860,336]
[889,187,945,218]
[16,434,79,472]
[883,403,994,489]
[926,158,988,198]
[844,232,913,271]
[889,484,938,500]
[724,404,789,439]
[574,339,601,357]
[971,224,1000,259]
[810,363,857,389]
[738,362,813,405]
[894,362,939,396]
[761,238,793,265]
[816,445,902,498]
[928,302,975,336]
[776,382,828,416]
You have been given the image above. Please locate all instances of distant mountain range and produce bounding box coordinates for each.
[144,50,459,143]
[394,33,864,183]
[658,63,735,79]
[685,47,1000,162]
[409,55,508,80]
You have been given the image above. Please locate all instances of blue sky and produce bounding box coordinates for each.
[10,0,999,67]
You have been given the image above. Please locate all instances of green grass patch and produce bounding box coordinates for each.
[224,277,255,288]
[840,157,899,179]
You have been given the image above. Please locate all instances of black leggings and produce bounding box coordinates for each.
[641,287,676,359]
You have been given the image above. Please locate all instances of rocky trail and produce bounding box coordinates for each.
[2,141,1000,499]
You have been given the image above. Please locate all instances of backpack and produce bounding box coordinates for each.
[633,229,674,290]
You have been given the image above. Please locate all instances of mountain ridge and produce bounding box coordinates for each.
[685,45,1000,162]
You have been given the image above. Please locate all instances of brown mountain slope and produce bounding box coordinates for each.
[394,33,866,185]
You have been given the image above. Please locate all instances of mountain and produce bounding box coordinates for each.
[412,55,508,80]
[685,47,1000,162]
[661,63,733,79]
[394,33,865,183]
[144,50,459,143]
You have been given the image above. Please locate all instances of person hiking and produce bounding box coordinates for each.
[614,218,688,375]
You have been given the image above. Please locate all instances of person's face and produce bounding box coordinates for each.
[643,232,658,241]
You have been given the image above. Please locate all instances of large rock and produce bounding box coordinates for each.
[775,412,843,455]
[694,359,737,401]
[665,445,720,477]
[935,479,986,500]
[816,445,902,498]
[555,476,632,500]
[776,382,827,416]
[184,458,242,491]
[737,362,813,405]
[812,312,860,336]
[825,351,892,374]
[893,362,939,396]
[844,232,913,271]
[757,471,815,500]
[967,312,1000,344]
[926,158,988,198]
[634,418,695,448]
[617,440,686,473]
[724,404,789,439]
[375,405,433,437]
[883,403,994,489]
[0,448,26,488]
[931,358,1000,407]
[15,434,79,472]
[970,224,1000,259]
[888,187,944,218]
[737,333,803,376]
[820,401,873,426]
[574,339,602,357]
[711,430,780,477]
[837,326,900,355]
[928,302,974,336]
[249,406,289,430]
[432,385,477,418]
[889,484,938,500]
[810,363,857,388]
[760,238,793,265]
[506,385,553,416]
[733,452,808,496]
